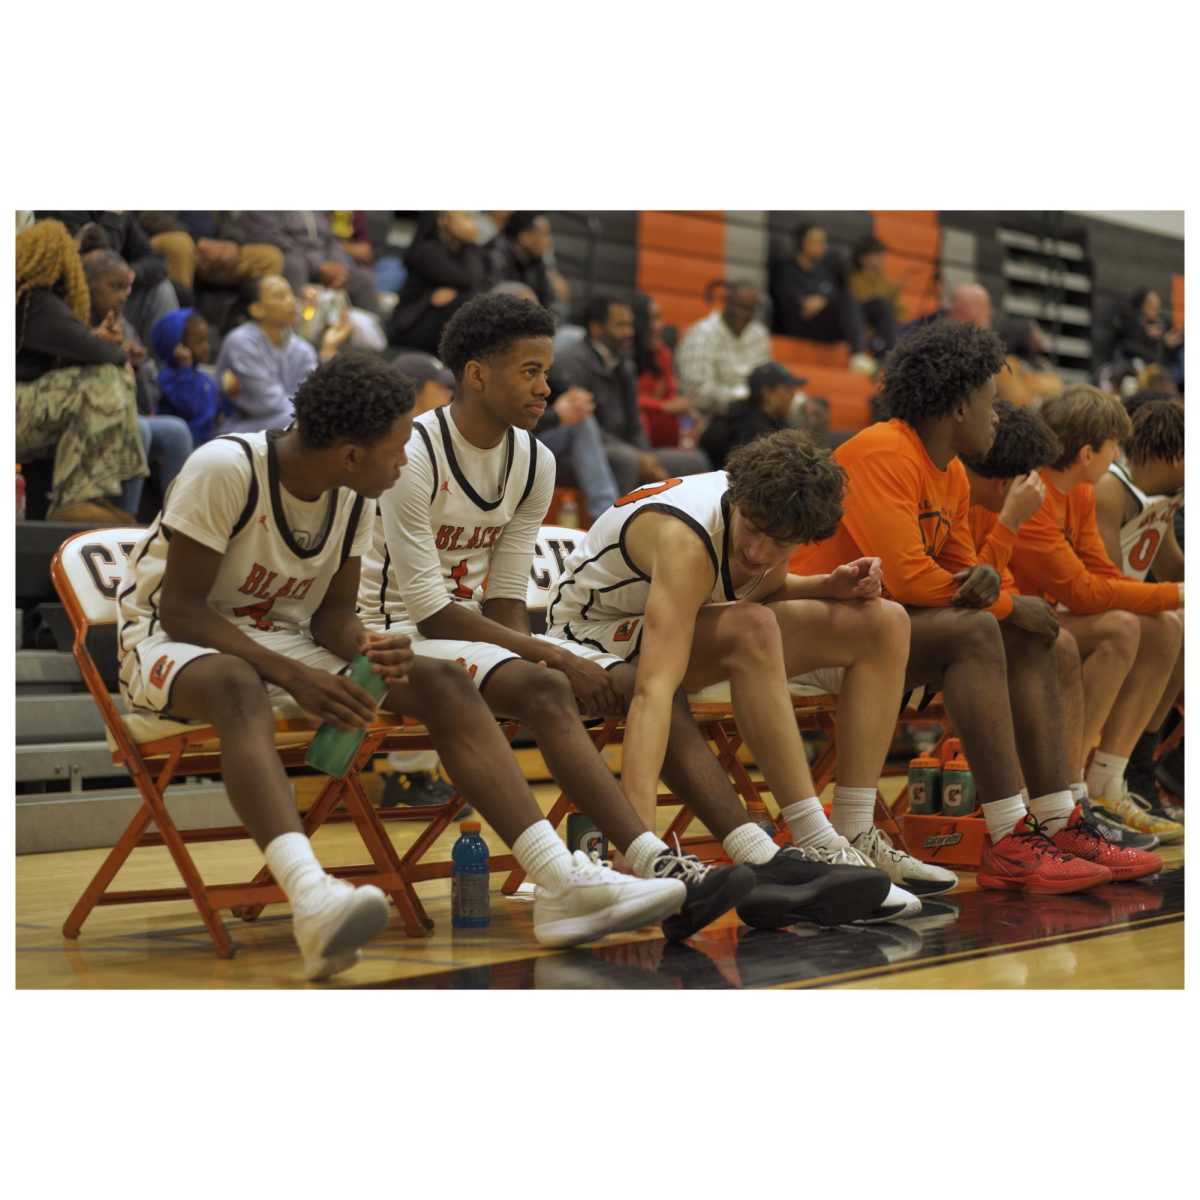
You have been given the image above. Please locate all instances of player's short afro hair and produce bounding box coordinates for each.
[1125,399,1184,466]
[725,428,846,545]
[292,350,414,450]
[879,319,1006,424]
[959,400,1062,479]
[438,293,557,380]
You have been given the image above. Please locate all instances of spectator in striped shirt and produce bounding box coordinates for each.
[675,282,771,417]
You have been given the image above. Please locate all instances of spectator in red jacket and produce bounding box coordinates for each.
[631,293,700,450]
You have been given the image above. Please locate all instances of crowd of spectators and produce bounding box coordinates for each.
[14,209,1184,534]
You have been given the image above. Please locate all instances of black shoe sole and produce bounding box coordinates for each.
[736,872,890,930]
[662,865,758,942]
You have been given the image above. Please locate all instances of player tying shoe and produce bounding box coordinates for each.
[360,293,887,936]
[116,353,686,980]
[791,321,1157,891]
[1009,385,1182,844]
[1094,396,1184,824]
[961,400,1159,854]
[545,426,925,923]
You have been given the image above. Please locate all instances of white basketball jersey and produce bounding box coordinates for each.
[547,471,762,644]
[1107,461,1184,580]
[118,431,370,656]
[359,405,546,627]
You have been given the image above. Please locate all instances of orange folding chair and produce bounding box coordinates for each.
[50,528,430,958]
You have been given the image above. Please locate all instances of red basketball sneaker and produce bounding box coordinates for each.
[978,813,1111,893]
[1049,804,1163,883]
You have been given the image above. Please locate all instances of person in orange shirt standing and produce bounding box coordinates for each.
[961,401,1160,852]
[791,321,1159,890]
[1009,385,1183,843]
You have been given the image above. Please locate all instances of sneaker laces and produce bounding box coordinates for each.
[1010,813,1075,862]
[650,835,711,885]
[795,837,873,868]
[854,826,905,863]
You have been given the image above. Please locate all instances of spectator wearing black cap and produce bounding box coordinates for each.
[846,235,901,355]
[482,212,569,318]
[389,350,456,415]
[699,362,804,469]
[769,223,875,373]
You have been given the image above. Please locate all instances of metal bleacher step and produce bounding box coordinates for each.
[1002,259,1091,292]
[16,692,118,745]
[996,228,1086,262]
[1002,294,1092,327]
[16,741,127,786]
[16,649,83,687]
[16,782,239,855]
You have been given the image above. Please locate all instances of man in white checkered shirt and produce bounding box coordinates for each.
[675,282,771,416]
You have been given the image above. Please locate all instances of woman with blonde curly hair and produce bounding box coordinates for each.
[16,219,147,522]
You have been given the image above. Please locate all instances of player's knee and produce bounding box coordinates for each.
[516,665,576,720]
[949,606,1003,657]
[211,656,272,722]
[872,598,911,653]
[727,603,784,668]
[1054,627,1081,675]
[1141,609,1183,653]
[1098,609,1141,658]
[423,658,483,707]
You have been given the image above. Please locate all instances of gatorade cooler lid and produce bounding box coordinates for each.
[459,821,482,832]
[909,755,942,767]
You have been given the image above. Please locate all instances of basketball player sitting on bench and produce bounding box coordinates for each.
[1009,386,1183,843]
[546,424,935,921]
[360,293,892,935]
[790,321,1159,891]
[117,352,686,982]
[961,400,1160,853]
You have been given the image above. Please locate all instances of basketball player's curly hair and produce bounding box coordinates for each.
[292,351,415,449]
[725,429,847,545]
[959,400,1062,479]
[438,293,557,379]
[1125,399,1184,467]
[16,220,91,350]
[878,320,1007,423]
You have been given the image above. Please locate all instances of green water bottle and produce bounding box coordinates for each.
[566,811,608,860]
[305,653,388,778]
[907,754,942,814]
[941,753,977,817]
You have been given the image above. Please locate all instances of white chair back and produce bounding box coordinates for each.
[53,528,144,626]
[526,524,584,612]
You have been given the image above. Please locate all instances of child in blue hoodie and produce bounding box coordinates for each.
[150,308,236,444]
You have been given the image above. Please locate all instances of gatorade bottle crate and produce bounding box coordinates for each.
[900,812,988,868]
[899,737,987,867]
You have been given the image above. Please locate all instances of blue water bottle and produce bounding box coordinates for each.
[451,821,490,929]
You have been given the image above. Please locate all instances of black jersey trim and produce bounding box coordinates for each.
[436,405,515,512]
[545,540,622,628]
[266,429,337,559]
[719,492,735,600]
[518,434,540,508]
[219,436,260,539]
[339,495,366,567]
[414,421,438,503]
[618,503,719,587]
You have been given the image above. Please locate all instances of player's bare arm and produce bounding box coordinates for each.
[311,556,414,687]
[759,557,884,604]
[620,516,715,813]
[158,532,378,731]
[1092,473,1132,569]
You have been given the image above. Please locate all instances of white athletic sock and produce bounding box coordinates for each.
[723,822,779,866]
[264,832,328,912]
[387,750,440,773]
[626,831,670,878]
[1027,789,1076,836]
[1070,781,1088,805]
[513,820,573,890]
[982,794,1029,843]
[781,797,838,850]
[1086,751,1128,800]
[830,786,877,842]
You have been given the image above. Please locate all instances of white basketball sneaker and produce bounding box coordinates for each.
[790,836,923,921]
[533,851,686,948]
[850,825,959,896]
[293,877,391,981]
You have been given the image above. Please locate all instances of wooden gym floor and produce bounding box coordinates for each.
[14,780,1184,990]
